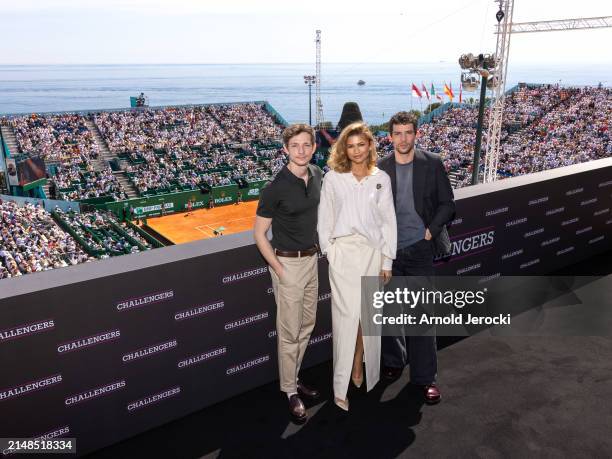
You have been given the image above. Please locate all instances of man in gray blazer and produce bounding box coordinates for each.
[378,111,455,404]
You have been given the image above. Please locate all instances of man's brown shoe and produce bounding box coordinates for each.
[423,383,441,405]
[288,394,307,423]
[297,381,320,400]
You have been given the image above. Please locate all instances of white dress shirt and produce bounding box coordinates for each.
[318,167,397,270]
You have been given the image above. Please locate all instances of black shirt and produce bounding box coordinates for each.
[256,164,322,251]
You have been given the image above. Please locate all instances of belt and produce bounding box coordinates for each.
[274,246,318,258]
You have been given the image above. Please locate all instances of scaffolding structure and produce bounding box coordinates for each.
[500,15,612,34]
[315,30,324,128]
[483,7,612,183]
[483,0,515,183]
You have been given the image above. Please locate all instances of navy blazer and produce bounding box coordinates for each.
[377,148,455,238]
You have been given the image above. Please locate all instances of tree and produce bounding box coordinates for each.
[369,122,389,133]
[408,109,422,119]
[424,103,441,114]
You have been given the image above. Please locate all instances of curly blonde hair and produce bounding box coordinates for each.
[327,122,378,173]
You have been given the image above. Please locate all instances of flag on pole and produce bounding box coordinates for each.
[436,94,443,102]
[443,82,454,102]
[430,83,436,98]
[459,84,463,103]
[422,83,430,100]
[411,83,422,98]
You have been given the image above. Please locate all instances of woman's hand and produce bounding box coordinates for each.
[380,269,392,285]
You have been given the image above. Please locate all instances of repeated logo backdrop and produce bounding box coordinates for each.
[0,247,332,456]
[0,164,610,456]
[437,166,612,277]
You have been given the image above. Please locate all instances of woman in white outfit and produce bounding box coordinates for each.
[318,122,397,411]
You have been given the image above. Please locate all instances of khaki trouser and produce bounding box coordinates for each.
[269,254,318,393]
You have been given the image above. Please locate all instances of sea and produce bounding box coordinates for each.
[1,63,611,126]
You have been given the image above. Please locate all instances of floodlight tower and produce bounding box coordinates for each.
[315,30,324,128]
[459,53,497,185]
[483,0,515,183]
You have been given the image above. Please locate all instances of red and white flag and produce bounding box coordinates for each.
[411,83,422,98]
[421,83,430,100]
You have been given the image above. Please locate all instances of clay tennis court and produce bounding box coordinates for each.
[145,201,258,244]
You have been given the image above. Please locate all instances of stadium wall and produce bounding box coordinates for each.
[418,102,471,126]
[0,158,610,456]
[0,141,6,184]
[0,100,283,119]
[100,181,266,218]
[263,102,289,127]
[0,132,9,191]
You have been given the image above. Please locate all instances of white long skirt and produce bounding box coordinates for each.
[327,233,382,400]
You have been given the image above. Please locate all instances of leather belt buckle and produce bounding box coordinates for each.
[275,246,318,258]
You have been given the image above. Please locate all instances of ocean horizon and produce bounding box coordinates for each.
[1,62,611,125]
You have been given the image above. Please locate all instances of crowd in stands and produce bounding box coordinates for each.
[8,113,128,200]
[5,103,284,201]
[207,103,283,142]
[497,87,611,176]
[0,199,92,279]
[123,143,284,196]
[5,90,610,201]
[383,85,611,188]
[94,107,227,153]
[54,164,128,201]
[11,114,99,164]
[55,208,152,256]
[0,198,155,280]
[240,146,286,180]
[502,85,576,129]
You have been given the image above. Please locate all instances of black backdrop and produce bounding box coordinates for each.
[436,164,611,276]
[0,162,610,456]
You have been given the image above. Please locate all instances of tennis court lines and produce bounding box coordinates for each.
[193,214,256,238]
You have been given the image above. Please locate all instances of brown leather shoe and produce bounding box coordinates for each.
[423,383,441,405]
[382,366,403,380]
[288,394,307,423]
[297,381,320,400]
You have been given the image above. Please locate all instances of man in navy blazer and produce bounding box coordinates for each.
[377,111,455,404]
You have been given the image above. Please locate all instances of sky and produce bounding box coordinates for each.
[0,0,610,65]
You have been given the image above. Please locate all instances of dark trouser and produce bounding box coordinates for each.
[382,239,437,385]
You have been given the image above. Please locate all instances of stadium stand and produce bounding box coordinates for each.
[3,102,286,202]
[11,113,100,163]
[1,89,610,280]
[378,85,611,188]
[53,208,152,258]
[94,106,227,153]
[0,199,93,278]
[206,103,283,142]
[123,143,285,197]
[53,164,128,201]
[0,195,157,279]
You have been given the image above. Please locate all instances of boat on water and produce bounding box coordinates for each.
[357,80,365,86]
